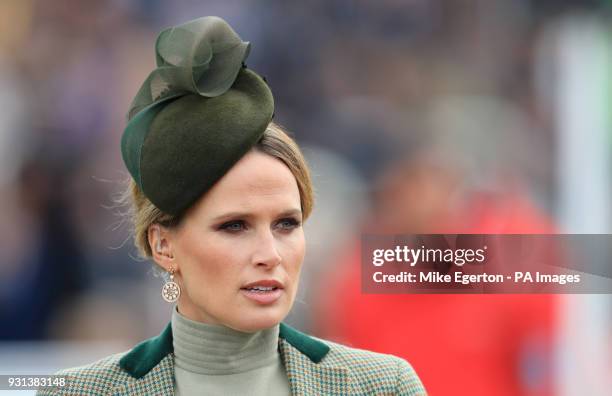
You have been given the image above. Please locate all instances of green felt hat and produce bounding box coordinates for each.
[121,16,274,216]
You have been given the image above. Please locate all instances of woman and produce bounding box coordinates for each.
[39,16,426,396]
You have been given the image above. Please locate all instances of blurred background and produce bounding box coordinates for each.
[0,0,611,395]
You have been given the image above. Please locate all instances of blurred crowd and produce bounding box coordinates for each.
[0,1,610,395]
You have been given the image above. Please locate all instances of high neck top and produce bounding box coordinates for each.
[171,308,281,375]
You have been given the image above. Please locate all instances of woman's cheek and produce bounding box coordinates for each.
[282,238,305,280]
[286,230,306,261]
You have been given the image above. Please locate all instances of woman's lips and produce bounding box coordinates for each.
[240,287,283,305]
[240,279,284,305]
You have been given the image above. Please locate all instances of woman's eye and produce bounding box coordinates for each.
[220,220,245,232]
[277,218,301,230]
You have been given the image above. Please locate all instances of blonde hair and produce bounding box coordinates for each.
[120,122,314,258]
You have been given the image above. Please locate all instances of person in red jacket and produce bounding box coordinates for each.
[315,156,556,396]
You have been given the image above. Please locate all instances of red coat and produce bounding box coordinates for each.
[315,192,556,396]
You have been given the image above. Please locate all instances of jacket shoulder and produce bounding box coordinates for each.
[322,339,426,395]
[36,351,130,396]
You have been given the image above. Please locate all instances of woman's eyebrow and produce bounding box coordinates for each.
[278,209,303,218]
[211,212,252,222]
[211,208,302,222]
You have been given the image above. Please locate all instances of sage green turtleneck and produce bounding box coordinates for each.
[171,308,291,396]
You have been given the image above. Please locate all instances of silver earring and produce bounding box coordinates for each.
[161,267,181,303]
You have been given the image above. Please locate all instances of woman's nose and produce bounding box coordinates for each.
[251,230,282,268]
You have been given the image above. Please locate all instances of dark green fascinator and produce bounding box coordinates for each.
[121,16,274,216]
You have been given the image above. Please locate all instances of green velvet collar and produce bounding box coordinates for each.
[119,322,330,379]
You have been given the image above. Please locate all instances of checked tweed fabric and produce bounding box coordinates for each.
[280,338,426,395]
[39,353,175,395]
[36,325,426,395]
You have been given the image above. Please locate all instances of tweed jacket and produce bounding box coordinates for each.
[37,322,426,395]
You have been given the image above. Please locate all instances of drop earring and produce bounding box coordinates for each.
[161,267,181,303]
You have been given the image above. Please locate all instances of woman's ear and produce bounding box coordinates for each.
[148,224,176,272]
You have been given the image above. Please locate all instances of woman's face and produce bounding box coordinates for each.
[164,150,305,332]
